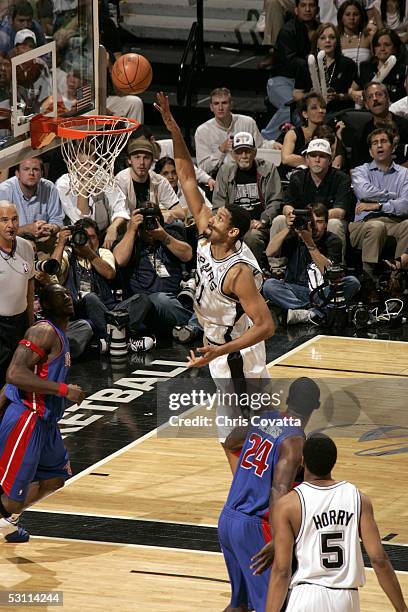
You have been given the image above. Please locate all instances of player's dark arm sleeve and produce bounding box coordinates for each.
[269,436,304,530]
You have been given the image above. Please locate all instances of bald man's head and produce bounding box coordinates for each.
[0,201,19,244]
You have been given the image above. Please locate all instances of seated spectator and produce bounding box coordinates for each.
[0,157,63,244]
[261,0,319,141]
[113,207,193,336]
[155,156,212,221]
[271,139,355,261]
[195,87,266,177]
[380,0,408,43]
[389,72,408,119]
[128,124,215,190]
[350,127,408,280]
[313,124,346,170]
[56,163,130,249]
[293,23,359,114]
[263,203,360,324]
[350,29,406,104]
[337,0,376,67]
[279,93,327,179]
[50,219,151,343]
[115,138,184,222]
[212,132,282,264]
[0,1,46,54]
[350,81,408,167]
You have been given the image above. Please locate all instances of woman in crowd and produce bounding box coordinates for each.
[337,0,376,67]
[155,156,211,223]
[380,0,408,43]
[293,22,359,115]
[350,28,406,104]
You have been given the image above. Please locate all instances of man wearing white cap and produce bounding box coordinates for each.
[212,131,282,264]
[269,139,354,262]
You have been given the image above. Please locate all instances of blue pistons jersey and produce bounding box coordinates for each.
[5,320,71,421]
[225,411,305,518]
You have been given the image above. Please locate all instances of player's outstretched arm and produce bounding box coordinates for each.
[265,495,296,612]
[6,323,85,404]
[360,493,408,612]
[154,92,211,235]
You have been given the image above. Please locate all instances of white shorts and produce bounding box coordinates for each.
[209,342,271,442]
[287,584,360,612]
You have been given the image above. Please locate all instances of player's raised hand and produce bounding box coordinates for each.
[250,541,275,575]
[187,346,220,368]
[154,92,178,132]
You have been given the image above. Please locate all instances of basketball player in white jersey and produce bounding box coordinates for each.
[266,434,408,612]
[155,92,275,453]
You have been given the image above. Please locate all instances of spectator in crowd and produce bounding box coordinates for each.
[261,0,319,141]
[293,23,359,114]
[263,203,360,324]
[155,156,212,221]
[279,93,326,179]
[195,87,267,177]
[260,0,295,48]
[0,201,34,387]
[212,132,282,264]
[272,139,355,260]
[313,124,346,170]
[350,28,407,104]
[0,157,63,242]
[337,0,376,67]
[350,127,408,280]
[56,162,130,249]
[380,0,408,43]
[0,1,46,54]
[128,124,215,191]
[51,219,151,343]
[99,0,144,122]
[389,72,408,119]
[350,81,408,167]
[113,207,193,336]
[115,138,184,222]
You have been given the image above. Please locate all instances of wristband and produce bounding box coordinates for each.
[307,245,317,251]
[58,383,68,397]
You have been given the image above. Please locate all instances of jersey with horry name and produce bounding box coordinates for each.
[195,238,263,345]
[291,481,365,589]
[225,411,305,518]
[5,320,71,421]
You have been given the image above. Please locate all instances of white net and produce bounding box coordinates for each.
[59,116,138,198]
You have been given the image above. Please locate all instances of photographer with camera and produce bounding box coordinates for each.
[263,203,360,324]
[113,204,193,336]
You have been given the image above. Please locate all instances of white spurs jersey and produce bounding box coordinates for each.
[291,481,366,590]
[195,238,263,345]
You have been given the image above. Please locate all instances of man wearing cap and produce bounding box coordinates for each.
[212,131,282,264]
[195,87,277,177]
[270,139,355,261]
[115,138,184,223]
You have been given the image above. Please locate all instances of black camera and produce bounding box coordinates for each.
[324,265,345,285]
[34,258,60,275]
[292,209,311,231]
[65,225,88,247]
[138,205,161,231]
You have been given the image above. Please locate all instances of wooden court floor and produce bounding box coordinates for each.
[1,336,407,611]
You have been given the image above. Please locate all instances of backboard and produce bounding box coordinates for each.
[0,0,101,170]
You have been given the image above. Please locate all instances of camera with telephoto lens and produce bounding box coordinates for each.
[292,209,312,231]
[138,204,162,231]
[34,258,60,275]
[65,224,88,247]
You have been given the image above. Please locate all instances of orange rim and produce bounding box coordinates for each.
[55,115,140,139]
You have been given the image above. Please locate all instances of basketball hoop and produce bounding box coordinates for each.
[31,114,139,197]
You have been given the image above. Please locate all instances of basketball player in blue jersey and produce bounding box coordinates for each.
[155,93,275,460]
[267,435,408,612]
[218,378,320,612]
[0,284,85,542]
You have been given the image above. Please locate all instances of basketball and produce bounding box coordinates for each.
[111,53,153,95]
